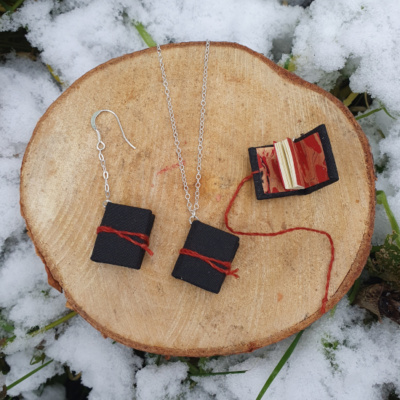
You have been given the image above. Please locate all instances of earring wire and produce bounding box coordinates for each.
[91,109,136,149]
[91,109,136,206]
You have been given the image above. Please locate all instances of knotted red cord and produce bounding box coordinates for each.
[179,248,239,278]
[96,226,153,256]
[224,171,334,314]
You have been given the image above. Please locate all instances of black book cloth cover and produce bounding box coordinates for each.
[248,124,339,200]
[172,220,240,294]
[91,202,155,269]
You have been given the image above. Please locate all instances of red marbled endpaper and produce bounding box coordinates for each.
[294,132,329,188]
[256,146,286,194]
[256,132,329,194]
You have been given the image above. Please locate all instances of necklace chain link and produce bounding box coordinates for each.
[157,41,210,223]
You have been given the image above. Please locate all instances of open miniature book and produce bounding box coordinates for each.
[249,124,339,200]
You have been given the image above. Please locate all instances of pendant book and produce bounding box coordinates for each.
[248,124,339,200]
[91,202,155,269]
[172,221,240,294]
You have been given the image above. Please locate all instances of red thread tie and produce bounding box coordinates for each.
[225,171,334,314]
[97,226,153,256]
[179,248,239,278]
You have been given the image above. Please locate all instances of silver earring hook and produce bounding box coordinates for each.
[91,109,136,207]
[91,109,136,150]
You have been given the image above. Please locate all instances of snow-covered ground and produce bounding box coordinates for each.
[1,0,400,399]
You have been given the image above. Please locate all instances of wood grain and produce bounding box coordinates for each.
[20,42,375,356]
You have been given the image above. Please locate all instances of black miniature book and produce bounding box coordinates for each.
[91,202,155,269]
[248,124,339,200]
[172,220,240,294]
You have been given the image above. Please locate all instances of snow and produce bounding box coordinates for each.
[1,0,400,399]
[1,0,303,84]
[45,318,143,400]
[292,0,400,112]
[0,241,66,328]
[136,362,189,400]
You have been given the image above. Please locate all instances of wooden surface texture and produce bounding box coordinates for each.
[20,42,375,356]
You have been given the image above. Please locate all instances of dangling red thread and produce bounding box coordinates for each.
[224,171,334,314]
[97,226,153,256]
[179,248,239,278]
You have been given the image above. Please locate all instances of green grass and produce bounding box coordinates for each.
[376,191,400,237]
[178,357,246,378]
[0,313,14,334]
[256,330,304,399]
[0,0,26,13]
[355,106,396,121]
[1,311,77,349]
[133,22,157,47]
[5,359,53,392]
[348,277,362,304]
[321,336,340,371]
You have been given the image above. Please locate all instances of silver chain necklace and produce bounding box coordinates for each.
[157,41,210,223]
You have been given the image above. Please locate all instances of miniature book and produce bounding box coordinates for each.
[172,220,240,294]
[248,124,339,200]
[91,202,155,269]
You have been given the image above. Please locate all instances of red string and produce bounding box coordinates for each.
[224,171,334,314]
[97,226,154,256]
[179,248,239,278]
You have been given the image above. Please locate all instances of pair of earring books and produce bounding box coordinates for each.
[91,124,338,295]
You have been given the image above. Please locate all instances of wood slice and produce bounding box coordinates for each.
[20,42,375,356]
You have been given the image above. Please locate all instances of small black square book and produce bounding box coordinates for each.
[248,124,339,200]
[172,220,240,294]
[91,202,155,269]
